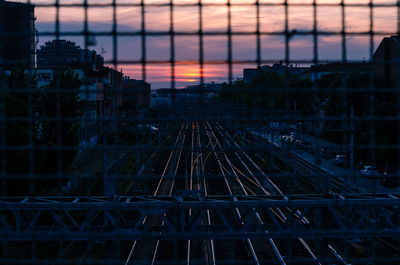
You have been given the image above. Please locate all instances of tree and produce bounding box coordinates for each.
[3,68,36,173]
[35,70,82,174]
[1,68,36,194]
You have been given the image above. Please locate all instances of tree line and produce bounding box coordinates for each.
[218,71,399,170]
[2,68,81,195]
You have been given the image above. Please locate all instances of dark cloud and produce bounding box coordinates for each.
[36,20,381,88]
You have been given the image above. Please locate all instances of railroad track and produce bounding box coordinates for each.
[245,130,354,194]
[209,121,347,264]
[71,119,400,264]
[122,120,356,264]
[222,122,400,263]
[125,122,187,264]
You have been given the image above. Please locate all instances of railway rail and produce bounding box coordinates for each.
[1,119,399,264]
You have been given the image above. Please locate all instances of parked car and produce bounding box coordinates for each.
[281,135,293,144]
[333,154,348,167]
[137,124,158,132]
[360,165,379,178]
[295,139,302,146]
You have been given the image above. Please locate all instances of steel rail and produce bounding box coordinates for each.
[186,121,195,265]
[257,132,352,194]
[219,124,339,261]
[125,122,186,265]
[205,121,284,265]
[55,124,176,265]
[217,122,356,264]
[211,121,322,264]
[198,122,217,265]
[122,126,175,195]
[204,122,262,265]
[150,122,188,265]
[245,124,400,258]
[215,122,317,264]
[213,122,323,264]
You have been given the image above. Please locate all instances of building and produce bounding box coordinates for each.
[243,63,308,84]
[0,0,36,70]
[36,40,124,152]
[186,82,222,92]
[306,62,372,82]
[151,88,216,108]
[103,66,123,117]
[151,91,172,108]
[373,35,400,168]
[374,35,400,87]
[243,68,260,84]
[122,78,151,111]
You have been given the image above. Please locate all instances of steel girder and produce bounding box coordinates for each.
[0,193,399,241]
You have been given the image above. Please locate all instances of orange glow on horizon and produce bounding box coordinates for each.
[182,73,202,78]
[116,63,258,87]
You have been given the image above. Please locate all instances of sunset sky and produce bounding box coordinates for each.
[27,0,399,87]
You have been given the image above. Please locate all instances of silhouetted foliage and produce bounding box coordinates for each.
[36,70,82,174]
[3,68,35,174]
[1,68,36,194]
[219,72,312,111]
[1,69,82,195]
[218,69,398,168]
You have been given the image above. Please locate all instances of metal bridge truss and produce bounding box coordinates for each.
[0,193,399,241]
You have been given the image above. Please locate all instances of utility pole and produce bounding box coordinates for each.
[350,105,354,172]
